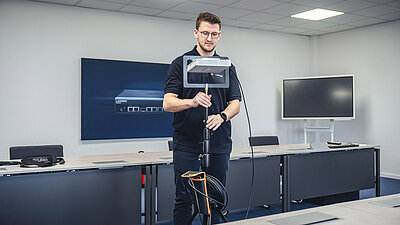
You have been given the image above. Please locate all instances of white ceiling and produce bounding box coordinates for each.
[30,0,400,36]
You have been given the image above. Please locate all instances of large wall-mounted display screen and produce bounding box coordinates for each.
[81,58,173,140]
[282,75,355,120]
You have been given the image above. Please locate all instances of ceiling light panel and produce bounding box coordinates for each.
[291,8,344,21]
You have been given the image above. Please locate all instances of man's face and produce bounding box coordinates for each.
[194,21,221,53]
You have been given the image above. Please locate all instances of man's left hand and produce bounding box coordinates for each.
[205,114,224,131]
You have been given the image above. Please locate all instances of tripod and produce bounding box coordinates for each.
[183,84,228,225]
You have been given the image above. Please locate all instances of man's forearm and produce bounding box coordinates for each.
[163,93,194,112]
[223,100,240,121]
[205,99,240,131]
[163,92,212,113]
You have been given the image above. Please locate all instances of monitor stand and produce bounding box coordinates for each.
[303,119,335,143]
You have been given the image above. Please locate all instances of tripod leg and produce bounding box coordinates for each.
[187,212,198,225]
[203,214,211,225]
[217,211,228,223]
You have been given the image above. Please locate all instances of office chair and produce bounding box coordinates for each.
[168,140,173,151]
[9,145,64,160]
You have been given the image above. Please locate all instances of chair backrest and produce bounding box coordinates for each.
[248,136,279,146]
[9,145,64,160]
[168,140,173,151]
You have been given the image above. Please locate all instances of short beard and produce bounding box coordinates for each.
[199,43,215,53]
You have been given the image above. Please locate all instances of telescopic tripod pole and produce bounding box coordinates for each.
[186,83,228,225]
[202,83,211,225]
[203,83,210,174]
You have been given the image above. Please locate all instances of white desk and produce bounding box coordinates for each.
[224,194,400,225]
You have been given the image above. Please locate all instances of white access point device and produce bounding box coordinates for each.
[187,57,231,73]
[183,56,231,88]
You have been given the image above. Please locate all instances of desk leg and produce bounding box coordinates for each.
[145,165,156,225]
[375,148,380,197]
[282,155,290,212]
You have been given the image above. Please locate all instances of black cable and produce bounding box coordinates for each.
[231,67,255,219]
[206,174,229,211]
[187,176,227,208]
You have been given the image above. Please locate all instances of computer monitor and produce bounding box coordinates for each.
[282,74,355,120]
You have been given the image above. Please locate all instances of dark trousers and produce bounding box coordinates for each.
[173,150,230,225]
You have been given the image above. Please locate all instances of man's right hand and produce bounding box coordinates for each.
[191,92,212,108]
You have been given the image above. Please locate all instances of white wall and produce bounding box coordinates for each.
[315,20,400,179]
[0,0,310,159]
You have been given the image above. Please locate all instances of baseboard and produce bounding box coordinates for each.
[381,172,400,180]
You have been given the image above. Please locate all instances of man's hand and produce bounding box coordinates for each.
[191,92,212,108]
[206,114,224,131]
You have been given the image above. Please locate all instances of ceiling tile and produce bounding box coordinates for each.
[77,0,125,10]
[104,0,133,4]
[387,1,400,8]
[297,21,336,29]
[277,27,308,34]
[352,4,400,17]
[321,24,355,32]
[156,10,197,20]
[376,10,400,20]
[211,7,253,19]
[290,0,342,8]
[119,5,162,15]
[322,13,367,24]
[368,0,395,3]
[26,0,399,36]
[300,30,327,36]
[192,0,239,6]
[130,0,184,10]
[323,0,378,13]
[239,12,284,23]
[346,17,386,27]
[31,0,81,5]
[263,3,313,16]
[252,23,284,31]
[223,19,259,28]
[268,17,307,27]
[218,17,234,23]
[229,0,282,11]
[168,1,222,14]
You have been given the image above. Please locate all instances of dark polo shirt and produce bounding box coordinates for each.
[164,46,241,154]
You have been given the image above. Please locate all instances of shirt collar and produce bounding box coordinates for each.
[191,45,218,56]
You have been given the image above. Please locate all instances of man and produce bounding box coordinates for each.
[163,12,241,224]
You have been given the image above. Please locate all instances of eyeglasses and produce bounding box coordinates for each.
[198,31,220,39]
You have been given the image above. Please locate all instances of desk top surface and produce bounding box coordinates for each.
[224,193,400,225]
[0,143,379,175]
